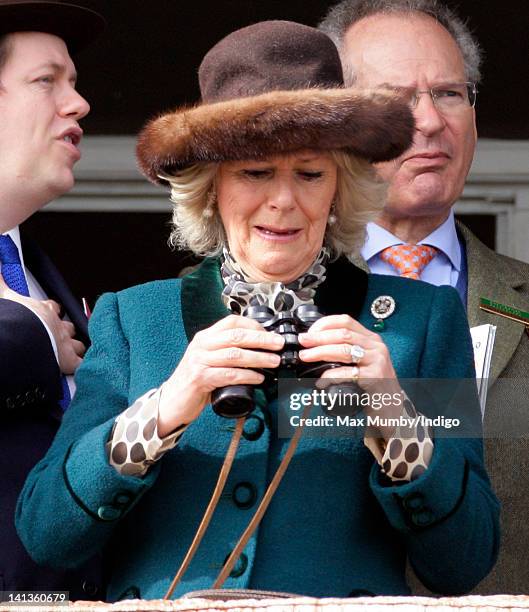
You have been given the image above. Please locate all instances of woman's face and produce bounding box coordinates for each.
[216,151,337,283]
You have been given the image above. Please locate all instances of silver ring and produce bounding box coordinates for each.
[350,344,365,364]
[351,365,360,383]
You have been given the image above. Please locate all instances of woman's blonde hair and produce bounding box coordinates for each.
[162,151,386,258]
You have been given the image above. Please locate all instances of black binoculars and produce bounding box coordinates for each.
[211,304,342,418]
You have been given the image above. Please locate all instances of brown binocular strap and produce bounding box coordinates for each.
[164,401,312,599]
[164,417,246,600]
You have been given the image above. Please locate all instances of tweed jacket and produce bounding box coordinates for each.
[1,231,102,599]
[16,257,499,601]
[458,222,529,595]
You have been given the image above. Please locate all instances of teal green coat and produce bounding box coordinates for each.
[16,258,499,601]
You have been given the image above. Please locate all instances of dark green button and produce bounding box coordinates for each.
[402,492,424,511]
[242,415,265,441]
[232,482,257,509]
[119,586,140,600]
[412,509,434,526]
[223,552,248,578]
[97,505,121,521]
[82,581,99,596]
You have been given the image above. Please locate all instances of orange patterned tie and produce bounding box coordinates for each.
[380,244,438,280]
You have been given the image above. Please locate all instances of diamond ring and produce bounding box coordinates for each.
[350,344,365,364]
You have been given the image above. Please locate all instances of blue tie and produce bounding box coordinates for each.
[0,234,71,410]
[0,235,30,296]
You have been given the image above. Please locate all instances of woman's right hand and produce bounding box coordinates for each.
[157,315,284,436]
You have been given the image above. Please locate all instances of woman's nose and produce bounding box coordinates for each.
[267,179,296,210]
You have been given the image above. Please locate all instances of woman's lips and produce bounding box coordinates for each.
[254,226,302,242]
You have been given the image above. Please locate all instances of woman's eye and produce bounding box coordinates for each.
[242,169,271,180]
[298,171,324,181]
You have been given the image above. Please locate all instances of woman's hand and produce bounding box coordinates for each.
[298,314,403,438]
[158,315,284,436]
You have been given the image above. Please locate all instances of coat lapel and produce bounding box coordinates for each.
[458,221,527,384]
[181,257,230,340]
[180,256,369,341]
[20,230,89,345]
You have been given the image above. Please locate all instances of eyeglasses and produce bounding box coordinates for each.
[392,82,477,114]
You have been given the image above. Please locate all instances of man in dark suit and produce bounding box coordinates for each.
[319,0,529,595]
[0,0,105,599]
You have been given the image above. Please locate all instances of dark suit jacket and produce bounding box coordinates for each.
[0,229,102,600]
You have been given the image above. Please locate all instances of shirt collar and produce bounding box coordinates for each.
[361,210,461,272]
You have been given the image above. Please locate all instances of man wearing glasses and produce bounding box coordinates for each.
[320,0,529,596]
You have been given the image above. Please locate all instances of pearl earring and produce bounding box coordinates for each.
[203,189,216,218]
[327,200,337,226]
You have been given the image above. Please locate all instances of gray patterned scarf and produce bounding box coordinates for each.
[220,247,329,314]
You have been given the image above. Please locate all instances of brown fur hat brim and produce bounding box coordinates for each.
[136,88,414,184]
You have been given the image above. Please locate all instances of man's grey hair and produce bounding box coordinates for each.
[319,0,482,85]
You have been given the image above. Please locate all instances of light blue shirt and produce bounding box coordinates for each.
[361,210,462,289]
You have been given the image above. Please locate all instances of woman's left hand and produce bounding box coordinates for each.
[298,314,403,436]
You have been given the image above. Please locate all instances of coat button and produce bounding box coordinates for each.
[232,482,257,509]
[119,586,140,600]
[82,581,98,596]
[223,552,248,578]
[402,492,424,511]
[97,505,121,521]
[412,509,434,526]
[242,415,265,441]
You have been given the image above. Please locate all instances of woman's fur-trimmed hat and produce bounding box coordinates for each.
[137,20,414,184]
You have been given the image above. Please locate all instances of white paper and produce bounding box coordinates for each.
[470,324,497,418]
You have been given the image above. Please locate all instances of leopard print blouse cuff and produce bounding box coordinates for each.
[106,386,187,477]
[364,391,434,483]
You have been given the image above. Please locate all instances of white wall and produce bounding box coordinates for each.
[46,137,529,263]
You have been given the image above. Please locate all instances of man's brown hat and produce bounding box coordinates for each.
[137,20,414,184]
[0,0,105,53]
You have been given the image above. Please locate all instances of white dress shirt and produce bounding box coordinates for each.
[361,210,462,289]
[1,226,75,396]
